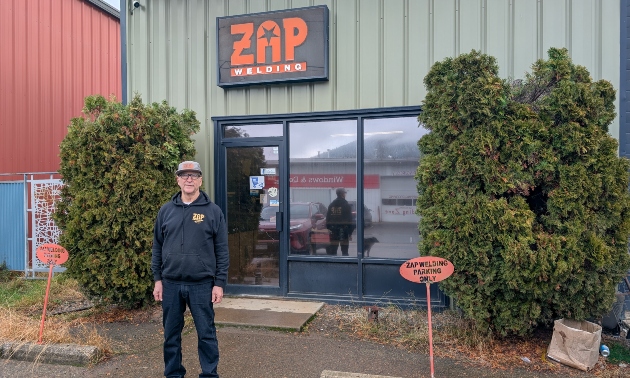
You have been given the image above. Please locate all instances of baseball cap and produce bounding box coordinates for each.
[336,187,347,195]
[176,161,202,175]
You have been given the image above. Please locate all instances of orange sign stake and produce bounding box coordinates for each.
[36,244,69,344]
[400,256,454,378]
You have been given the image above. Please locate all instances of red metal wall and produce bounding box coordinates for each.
[0,0,121,176]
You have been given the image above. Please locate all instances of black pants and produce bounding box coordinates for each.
[327,228,350,256]
[162,280,219,378]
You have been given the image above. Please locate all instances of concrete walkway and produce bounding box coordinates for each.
[214,297,324,331]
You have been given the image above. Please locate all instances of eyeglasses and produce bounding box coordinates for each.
[178,173,201,180]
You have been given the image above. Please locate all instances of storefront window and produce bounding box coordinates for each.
[288,120,357,256]
[223,123,283,138]
[363,117,428,259]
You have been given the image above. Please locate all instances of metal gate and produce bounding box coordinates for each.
[0,173,64,276]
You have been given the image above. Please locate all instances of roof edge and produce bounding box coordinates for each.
[84,0,120,20]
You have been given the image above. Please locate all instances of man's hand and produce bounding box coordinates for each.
[212,286,224,304]
[153,280,163,302]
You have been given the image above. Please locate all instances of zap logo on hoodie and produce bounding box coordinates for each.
[192,214,205,223]
[217,5,329,87]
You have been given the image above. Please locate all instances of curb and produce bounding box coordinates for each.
[321,371,402,378]
[0,342,100,366]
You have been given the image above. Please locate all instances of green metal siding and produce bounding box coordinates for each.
[125,0,620,187]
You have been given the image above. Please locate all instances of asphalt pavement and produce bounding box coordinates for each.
[0,297,593,378]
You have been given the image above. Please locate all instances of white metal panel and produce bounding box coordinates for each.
[404,0,430,105]
[571,0,598,77]
[209,0,227,118]
[602,0,621,140]
[383,0,406,107]
[486,0,510,78]
[148,0,168,101]
[380,176,419,223]
[358,0,381,109]
[287,0,314,114]
[291,189,332,206]
[290,83,312,114]
[459,0,483,55]
[336,0,359,110]
[433,0,457,63]
[312,0,335,111]
[541,0,568,56]
[188,0,211,173]
[410,0,431,103]
[512,0,538,79]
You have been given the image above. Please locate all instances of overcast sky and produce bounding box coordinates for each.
[102,0,120,10]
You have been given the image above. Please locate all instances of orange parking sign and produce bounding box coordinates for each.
[36,243,68,266]
[399,256,453,284]
[400,256,454,378]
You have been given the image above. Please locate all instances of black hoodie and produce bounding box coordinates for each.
[151,190,229,288]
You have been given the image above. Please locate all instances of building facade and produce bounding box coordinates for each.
[123,0,629,306]
[0,0,121,273]
[0,0,122,176]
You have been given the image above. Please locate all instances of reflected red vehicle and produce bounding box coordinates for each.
[348,201,373,228]
[257,202,329,254]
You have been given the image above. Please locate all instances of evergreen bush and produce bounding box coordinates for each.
[417,48,630,336]
[54,95,199,308]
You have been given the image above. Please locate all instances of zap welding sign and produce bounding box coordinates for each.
[216,5,329,87]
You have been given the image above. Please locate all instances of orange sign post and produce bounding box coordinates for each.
[400,256,454,378]
[35,243,69,344]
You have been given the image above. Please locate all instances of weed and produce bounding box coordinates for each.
[0,273,110,357]
[308,303,630,374]
[608,339,630,364]
[0,261,17,282]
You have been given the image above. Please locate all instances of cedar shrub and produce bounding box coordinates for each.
[54,95,200,308]
[417,48,630,336]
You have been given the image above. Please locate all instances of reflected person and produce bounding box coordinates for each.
[326,188,355,256]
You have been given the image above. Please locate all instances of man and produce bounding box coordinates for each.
[152,161,229,378]
[326,187,355,256]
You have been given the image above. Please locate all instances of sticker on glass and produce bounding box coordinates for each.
[250,176,265,189]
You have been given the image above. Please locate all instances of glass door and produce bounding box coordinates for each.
[225,145,282,289]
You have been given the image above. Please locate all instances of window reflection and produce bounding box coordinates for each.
[223,124,283,138]
[285,116,426,259]
[226,145,280,286]
[363,117,428,259]
[288,120,357,255]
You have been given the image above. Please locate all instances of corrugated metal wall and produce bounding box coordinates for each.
[0,0,122,176]
[125,0,621,179]
[0,182,26,270]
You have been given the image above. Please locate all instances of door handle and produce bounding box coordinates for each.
[275,212,283,232]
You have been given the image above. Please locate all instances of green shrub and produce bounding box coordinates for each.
[54,95,199,308]
[417,48,630,336]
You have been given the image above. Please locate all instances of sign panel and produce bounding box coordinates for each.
[217,6,329,87]
[288,174,380,189]
[400,256,454,284]
[250,176,265,189]
[36,243,69,266]
[260,174,380,190]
